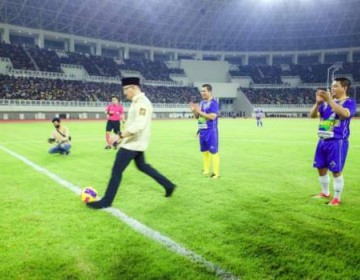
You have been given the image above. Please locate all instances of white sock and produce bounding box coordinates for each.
[319,174,330,195]
[333,175,344,200]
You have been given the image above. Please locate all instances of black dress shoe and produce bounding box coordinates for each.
[165,185,177,197]
[86,199,111,209]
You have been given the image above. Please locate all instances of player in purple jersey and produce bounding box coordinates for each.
[309,77,357,206]
[190,84,220,179]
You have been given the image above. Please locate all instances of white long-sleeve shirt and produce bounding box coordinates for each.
[122,92,153,151]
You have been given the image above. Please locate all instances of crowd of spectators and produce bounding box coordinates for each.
[1,42,360,106]
[144,85,201,103]
[27,46,62,72]
[60,52,120,77]
[231,62,360,84]
[243,88,316,104]
[0,74,200,103]
[242,87,360,104]
[0,43,173,80]
[119,58,172,81]
[2,41,360,86]
[0,75,117,101]
[0,42,35,70]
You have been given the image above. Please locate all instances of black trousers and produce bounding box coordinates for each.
[102,147,174,205]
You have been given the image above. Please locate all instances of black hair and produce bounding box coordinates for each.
[201,84,212,92]
[52,117,61,123]
[334,77,351,93]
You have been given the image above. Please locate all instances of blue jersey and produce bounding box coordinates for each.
[317,98,357,140]
[198,98,219,130]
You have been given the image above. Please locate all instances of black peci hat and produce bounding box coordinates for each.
[121,77,140,87]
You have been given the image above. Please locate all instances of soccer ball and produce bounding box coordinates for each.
[81,187,98,203]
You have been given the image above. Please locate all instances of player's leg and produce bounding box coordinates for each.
[113,121,120,135]
[312,140,330,198]
[329,140,349,205]
[207,128,219,179]
[87,148,135,209]
[134,152,176,197]
[111,121,121,149]
[202,152,210,175]
[199,131,210,175]
[105,121,112,149]
[315,167,330,198]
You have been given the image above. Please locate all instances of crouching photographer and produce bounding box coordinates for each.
[48,117,72,155]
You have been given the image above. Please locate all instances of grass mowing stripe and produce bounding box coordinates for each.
[106,208,238,280]
[3,137,360,148]
[0,144,239,280]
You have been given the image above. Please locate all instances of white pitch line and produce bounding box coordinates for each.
[0,144,239,280]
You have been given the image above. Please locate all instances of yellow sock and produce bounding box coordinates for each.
[211,153,220,176]
[203,151,210,174]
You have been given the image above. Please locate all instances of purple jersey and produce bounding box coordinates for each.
[198,98,219,130]
[197,98,219,153]
[317,98,357,140]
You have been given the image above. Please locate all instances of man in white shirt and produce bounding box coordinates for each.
[87,77,176,209]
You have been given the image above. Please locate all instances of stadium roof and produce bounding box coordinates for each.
[1,0,360,52]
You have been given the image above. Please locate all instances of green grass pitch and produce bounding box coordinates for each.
[0,118,359,279]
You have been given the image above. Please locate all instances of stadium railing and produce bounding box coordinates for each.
[0,99,191,109]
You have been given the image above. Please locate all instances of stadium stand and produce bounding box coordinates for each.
[27,46,62,73]
[0,74,201,104]
[0,40,359,108]
[119,58,172,81]
[0,42,36,71]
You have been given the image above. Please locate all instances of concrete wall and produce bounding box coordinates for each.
[181,60,229,83]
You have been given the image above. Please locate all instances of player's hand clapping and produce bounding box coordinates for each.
[316,89,332,104]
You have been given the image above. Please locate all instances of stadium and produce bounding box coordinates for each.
[0,0,359,279]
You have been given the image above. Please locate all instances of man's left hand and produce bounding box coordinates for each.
[317,90,332,102]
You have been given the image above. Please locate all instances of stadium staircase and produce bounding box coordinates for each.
[23,46,39,71]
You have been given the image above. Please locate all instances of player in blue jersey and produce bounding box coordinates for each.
[310,77,357,206]
[190,84,220,179]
